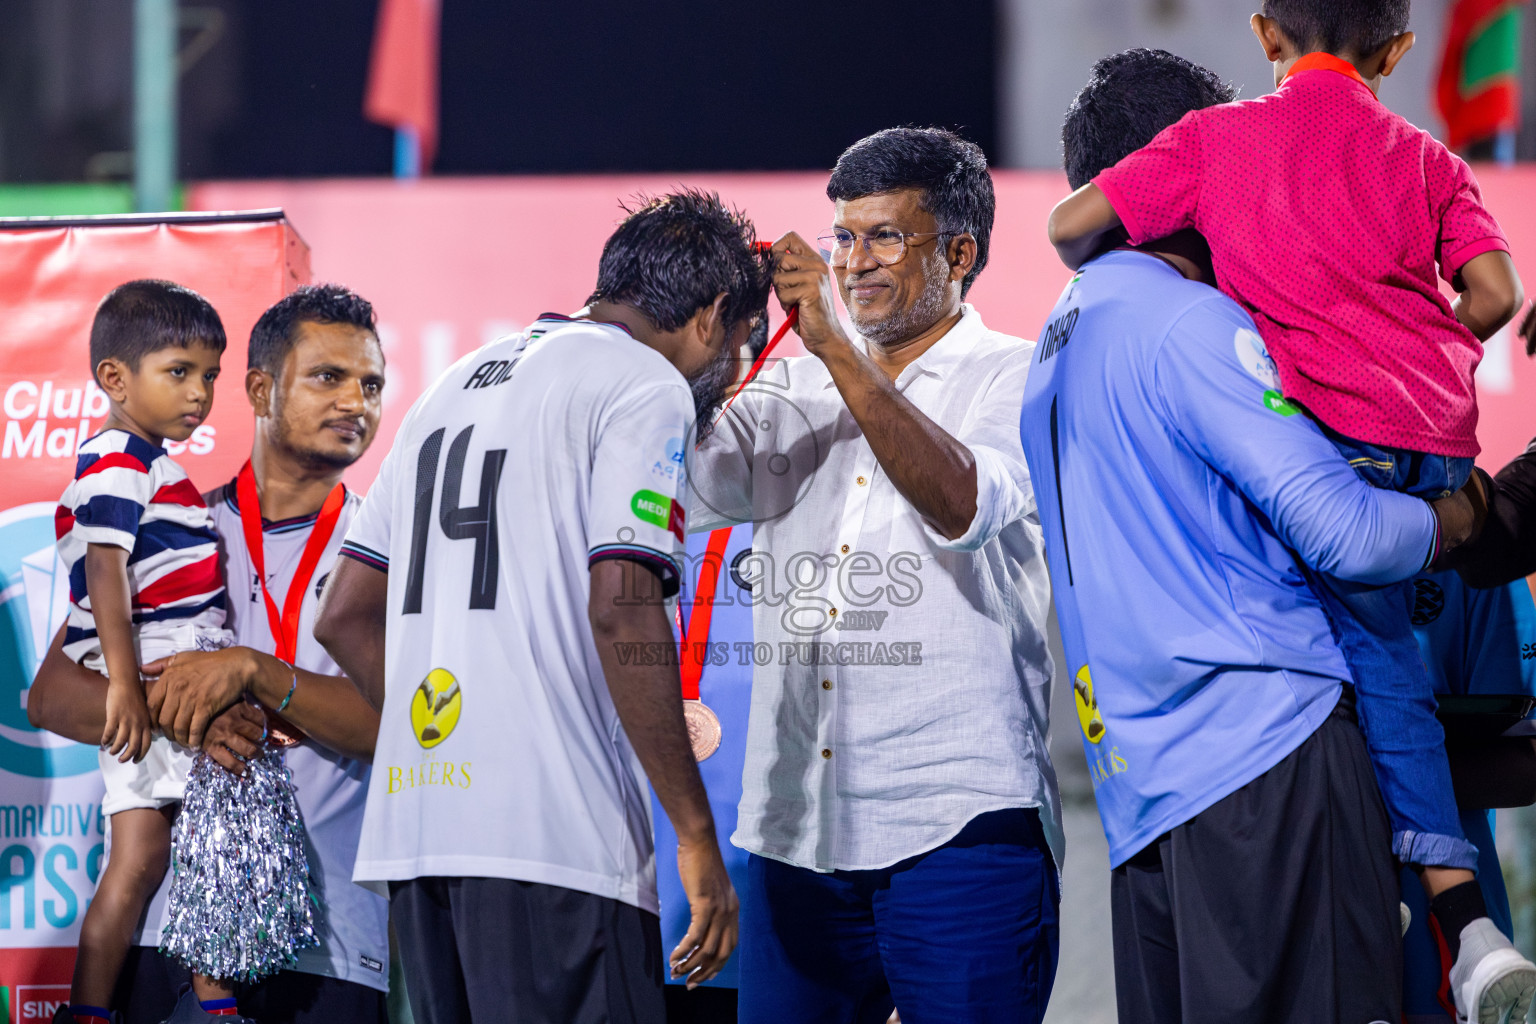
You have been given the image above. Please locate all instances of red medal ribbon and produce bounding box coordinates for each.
[236,460,346,665]
[679,528,733,700]
[678,300,800,693]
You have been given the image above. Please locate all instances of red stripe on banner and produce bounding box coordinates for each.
[133,553,222,609]
[151,477,207,508]
[77,451,149,479]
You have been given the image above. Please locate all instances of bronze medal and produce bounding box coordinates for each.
[264,707,304,748]
[683,699,721,761]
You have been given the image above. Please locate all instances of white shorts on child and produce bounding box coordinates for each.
[85,619,235,817]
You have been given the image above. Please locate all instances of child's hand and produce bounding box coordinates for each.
[103,680,154,763]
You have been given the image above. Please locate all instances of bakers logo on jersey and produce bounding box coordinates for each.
[411,667,462,748]
[1073,664,1105,744]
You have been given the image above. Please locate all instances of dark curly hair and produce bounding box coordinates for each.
[827,127,995,298]
[588,189,770,339]
[1063,48,1237,190]
[248,283,378,374]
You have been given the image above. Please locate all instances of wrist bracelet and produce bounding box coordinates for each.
[275,660,298,713]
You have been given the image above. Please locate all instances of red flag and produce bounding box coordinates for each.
[364,0,441,170]
[1436,0,1529,151]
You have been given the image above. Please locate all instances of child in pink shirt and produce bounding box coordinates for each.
[1049,1,1529,1019]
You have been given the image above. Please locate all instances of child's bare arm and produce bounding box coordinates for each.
[84,543,153,762]
[1047,184,1124,270]
[1453,250,1524,342]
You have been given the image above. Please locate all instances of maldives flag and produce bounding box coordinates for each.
[364,0,441,169]
[1436,0,1529,151]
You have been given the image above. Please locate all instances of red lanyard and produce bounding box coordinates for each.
[679,529,733,700]
[714,308,797,424]
[678,305,800,693]
[236,460,346,664]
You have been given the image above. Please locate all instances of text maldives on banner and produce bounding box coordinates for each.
[0,212,309,1013]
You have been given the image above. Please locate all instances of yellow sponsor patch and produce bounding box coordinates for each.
[410,667,462,749]
[1074,664,1106,745]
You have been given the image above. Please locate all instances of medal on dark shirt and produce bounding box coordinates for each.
[236,460,346,747]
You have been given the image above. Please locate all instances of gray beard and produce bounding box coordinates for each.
[848,248,950,349]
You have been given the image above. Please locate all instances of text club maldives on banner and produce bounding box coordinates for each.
[0,211,308,1021]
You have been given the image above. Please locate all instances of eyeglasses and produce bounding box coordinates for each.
[815,229,959,267]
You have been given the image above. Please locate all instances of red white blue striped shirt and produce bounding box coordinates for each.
[55,429,225,663]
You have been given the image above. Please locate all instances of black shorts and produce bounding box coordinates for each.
[389,876,665,1024]
[1111,692,1402,1024]
[111,947,386,1024]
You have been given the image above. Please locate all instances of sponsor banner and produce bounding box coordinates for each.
[0,215,308,999]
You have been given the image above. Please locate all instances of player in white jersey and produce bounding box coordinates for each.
[315,191,768,1024]
[31,285,391,1024]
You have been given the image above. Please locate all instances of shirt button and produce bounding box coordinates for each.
[829,607,838,617]
[856,475,867,486]
[840,544,850,554]
[822,679,833,690]
[821,748,832,759]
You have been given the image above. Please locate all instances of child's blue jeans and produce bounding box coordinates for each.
[1313,431,1479,871]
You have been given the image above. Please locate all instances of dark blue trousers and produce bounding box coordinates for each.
[737,808,1059,1024]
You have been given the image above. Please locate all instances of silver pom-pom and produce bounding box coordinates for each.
[161,747,320,982]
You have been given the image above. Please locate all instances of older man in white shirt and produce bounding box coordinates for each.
[689,127,1060,1024]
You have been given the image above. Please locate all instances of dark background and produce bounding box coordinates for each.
[0,0,998,182]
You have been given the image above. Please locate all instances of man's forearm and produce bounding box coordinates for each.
[314,556,390,710]
[245,653,380,761]
[822,345,978,540]
[1451,442,1536,588]
[589,560,715,844]
[27,625,109,743]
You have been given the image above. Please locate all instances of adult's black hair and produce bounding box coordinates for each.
[826,127,995,298]
[248,283,378,374]
[588,189,769,338]
[1063,49,1238,190]
[1262,0,1410,58]
[89,279,227,380]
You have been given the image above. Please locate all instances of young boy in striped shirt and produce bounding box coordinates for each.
[56,280,240,1024]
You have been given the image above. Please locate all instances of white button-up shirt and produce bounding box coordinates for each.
[688,305,1061,872]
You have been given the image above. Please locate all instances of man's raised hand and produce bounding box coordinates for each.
[771,232,848,359]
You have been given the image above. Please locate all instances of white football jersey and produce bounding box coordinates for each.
[343,316,693,913]
[134,483,391,991]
